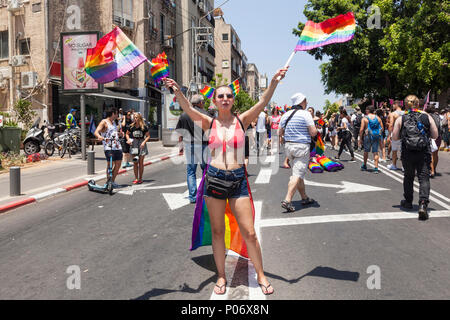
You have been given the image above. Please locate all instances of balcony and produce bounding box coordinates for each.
[207,44,215,57]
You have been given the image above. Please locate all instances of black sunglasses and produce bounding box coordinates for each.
[217,94,234,99]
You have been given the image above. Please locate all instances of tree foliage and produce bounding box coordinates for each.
[294,0,449,102]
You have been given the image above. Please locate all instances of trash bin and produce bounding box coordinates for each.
[0,128,4,152]
[1,127,22,153]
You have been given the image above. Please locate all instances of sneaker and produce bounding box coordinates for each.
[373,167,379,174]
[125,162,133,168]
[400,199,413,209]
[418,201,429,221]
[387,164,398,171]
[360,164,367,171]
[122,163,128,168]
[112,182,120,188]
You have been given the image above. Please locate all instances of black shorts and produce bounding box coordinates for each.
[104,150,123,162]
[120,138,130,153]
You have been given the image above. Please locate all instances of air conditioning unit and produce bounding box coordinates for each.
[21,71,38,89]
[7,0,23,12]
[9,55,27,67]
[113,15,124,26]
[124,19,135,29]
[198,1,205,13]
[163,36,173,48]
[202,76,208,84]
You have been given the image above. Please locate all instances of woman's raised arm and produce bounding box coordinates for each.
[164,78,212,132]
[240,68,288,129]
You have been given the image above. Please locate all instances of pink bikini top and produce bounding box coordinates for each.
[208,117,245,153]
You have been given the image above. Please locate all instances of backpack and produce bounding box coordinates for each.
[367,116,381,139]
[353,113,362,128]
[401,112,429,151]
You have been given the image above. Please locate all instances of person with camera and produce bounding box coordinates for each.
[163,66,288,296]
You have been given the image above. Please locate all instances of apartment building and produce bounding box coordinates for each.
[0,0,176,128]
[246,63,259,101]
[175,0,215,92]
[213,16,246,89]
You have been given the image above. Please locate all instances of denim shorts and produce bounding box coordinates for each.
[204,165,249,199]
[364,135,379,153]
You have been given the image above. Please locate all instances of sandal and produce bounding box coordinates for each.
[301,197,315,206]
[133,179,139,184]
[281,200,295,212]
[214,281,227,295]
[258,282,274,295]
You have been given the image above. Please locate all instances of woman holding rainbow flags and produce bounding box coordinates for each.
[164,66,288,296]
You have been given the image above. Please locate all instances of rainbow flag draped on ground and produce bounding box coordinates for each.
[85,27,148,83]
[309,161,323,173]
[200,86,215,99]
[150,52,169,86]
[295,12,356,51]
[191,167,254,258]
[316,155,343,172]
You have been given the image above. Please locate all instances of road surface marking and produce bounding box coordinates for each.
[255,168,272,184]
[304,180,389,193]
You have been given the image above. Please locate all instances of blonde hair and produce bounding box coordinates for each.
[132,113,145,130]
[405,95,419,109]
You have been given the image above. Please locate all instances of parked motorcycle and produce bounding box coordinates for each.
[23,117,48,155]
[43,122,68,157]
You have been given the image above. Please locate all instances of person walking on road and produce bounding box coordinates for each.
[94,108,123,187]
[335,110,356,161]
[279,92,317,213]
[164,66,288,296]
[392,95,438,220]
[427,106,442,178]
[387,101,405,171]
[256,111,267,156]
[121,111,133,168]
[175,94,210,203]
[351,106,363,150]
[359,105,383,173]
[126,113,150,184]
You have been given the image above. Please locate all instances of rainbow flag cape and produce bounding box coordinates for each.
[200,85,215,99]
[309,161,323,173]
[295,12,356,51]
[315,133,325,156]
[150,52,169,85]
[191,166,254,258]
[316,155,343,172]
[85,27,148,84]
[228,80,240,97]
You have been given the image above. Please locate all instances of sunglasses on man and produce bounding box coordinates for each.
[216,94,234,99]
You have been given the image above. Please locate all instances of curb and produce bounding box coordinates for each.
[0,152,181,214]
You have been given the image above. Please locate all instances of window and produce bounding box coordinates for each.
[32,2,41,13]
[19,38,30,55]
[0,31,8,59]
[222,60,229,68]
[113,0,133,24]
[160,14,165,43]
[222,33,228,41]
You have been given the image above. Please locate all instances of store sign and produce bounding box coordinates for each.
[60,31,103,93]
[163,92,182,129]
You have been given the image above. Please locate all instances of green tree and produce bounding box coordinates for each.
[13,99,36,130]
[293,0,449,101]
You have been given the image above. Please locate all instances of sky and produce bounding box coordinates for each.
[219,0,340,112]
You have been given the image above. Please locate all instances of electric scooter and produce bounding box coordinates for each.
[87,139,115,195]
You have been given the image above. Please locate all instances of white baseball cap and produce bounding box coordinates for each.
[291,93,307,106]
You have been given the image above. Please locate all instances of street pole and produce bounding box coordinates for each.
[80,94,86,160]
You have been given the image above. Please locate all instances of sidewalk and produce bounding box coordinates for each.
[0,141,180,213]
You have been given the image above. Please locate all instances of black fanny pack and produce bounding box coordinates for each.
[205,174,243,200]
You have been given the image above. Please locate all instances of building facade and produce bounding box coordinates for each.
[175,0,215,93]
[0,0,177,130]
[213,16,246,89]
[246,63,259,101]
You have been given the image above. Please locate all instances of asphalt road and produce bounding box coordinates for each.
[0,145,449,300]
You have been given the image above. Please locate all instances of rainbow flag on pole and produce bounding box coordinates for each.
[85,27,148,84]
[191,167,254,258]
[150,52,170,85]
[200,85,215,99]
[295,12,356,51]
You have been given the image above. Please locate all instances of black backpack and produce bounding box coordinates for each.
[401,112,429,151]
[353,113,363,128]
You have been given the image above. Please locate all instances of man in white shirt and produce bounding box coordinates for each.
[279,92,317,212]
[256,111,267,156]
